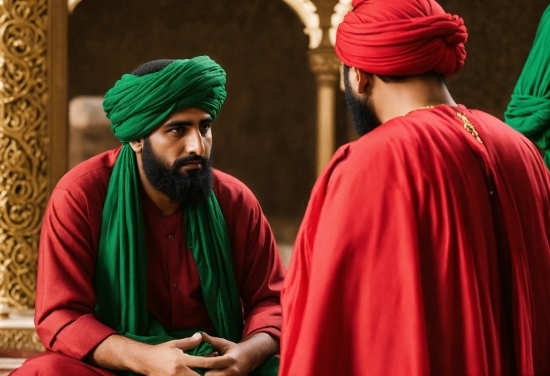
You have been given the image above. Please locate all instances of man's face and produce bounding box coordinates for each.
[343,65,380,136]
[141,107,214,207]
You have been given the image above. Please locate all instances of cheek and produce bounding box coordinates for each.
[204,134,213,150]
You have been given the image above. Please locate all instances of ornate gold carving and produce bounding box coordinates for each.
[457,113,483,144]
[0,328,44,353]
[0,0,49,314]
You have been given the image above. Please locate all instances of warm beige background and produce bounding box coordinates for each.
[67,0,549,243]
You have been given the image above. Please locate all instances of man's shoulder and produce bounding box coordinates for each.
[56,147,121,192]
[213,169,251,195]
[332,108,465,173]
[213,169,259,206]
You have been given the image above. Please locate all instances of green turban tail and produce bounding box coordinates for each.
[504,5,550,168]
[103,55,227,143]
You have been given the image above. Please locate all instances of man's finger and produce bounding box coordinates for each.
[172,332,203,351]
[200,332,230,351]
[184,353,233,370]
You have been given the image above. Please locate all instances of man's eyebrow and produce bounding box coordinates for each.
[162,119,190,127]
[162,117,213,128]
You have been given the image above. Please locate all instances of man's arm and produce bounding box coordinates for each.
[35,178,118,358]
[88,332,211,375]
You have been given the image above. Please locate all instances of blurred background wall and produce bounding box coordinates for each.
[67,0,549,247]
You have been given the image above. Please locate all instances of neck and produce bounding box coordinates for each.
[372,74,457,123]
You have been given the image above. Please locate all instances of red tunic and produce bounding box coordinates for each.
[13,147,285,375]
[280,105,550,376]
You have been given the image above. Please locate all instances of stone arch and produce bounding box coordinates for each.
[281,0,322,48]
[330,0,352,46]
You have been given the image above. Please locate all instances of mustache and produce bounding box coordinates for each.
[172,155,209,170]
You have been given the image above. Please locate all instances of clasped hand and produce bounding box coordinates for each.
[143,332,252,376]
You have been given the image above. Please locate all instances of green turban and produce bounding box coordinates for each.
[504,5,550,168]
[103,55,227,143]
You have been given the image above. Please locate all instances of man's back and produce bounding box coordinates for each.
[281,104,550,375]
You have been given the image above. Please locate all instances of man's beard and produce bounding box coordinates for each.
[141,138,213,207]
[343,65,380,136]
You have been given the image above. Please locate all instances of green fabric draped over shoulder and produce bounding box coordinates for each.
[95,56,278,375]
[504,5,550,168]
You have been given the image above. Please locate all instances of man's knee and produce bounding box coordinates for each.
[11,352,115,376]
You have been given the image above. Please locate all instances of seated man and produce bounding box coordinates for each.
[12,56,285,376]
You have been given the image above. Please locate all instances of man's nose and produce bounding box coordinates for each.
[185,128,205,155]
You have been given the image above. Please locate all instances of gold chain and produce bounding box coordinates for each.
[403,107,484,145]
[456,113,483,144]
[403,105,435,116]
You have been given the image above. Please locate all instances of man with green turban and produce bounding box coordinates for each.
[11,56,285,376]
[505,5,550,168]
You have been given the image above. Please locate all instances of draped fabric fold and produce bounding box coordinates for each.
[335,0,467,77]
[504,5,550,168]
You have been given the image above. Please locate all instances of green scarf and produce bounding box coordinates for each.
[95,57,278,375]
[504,5,550,168]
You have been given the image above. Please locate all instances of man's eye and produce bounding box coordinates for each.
[200,123,211,133]
[170,127,184,134]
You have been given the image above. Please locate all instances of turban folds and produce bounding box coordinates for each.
[335,0,468,78]
[103,55,226,144]
[504,5,550,168]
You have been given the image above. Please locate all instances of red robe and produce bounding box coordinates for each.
[12,147,285,375]
[280,105,550,376]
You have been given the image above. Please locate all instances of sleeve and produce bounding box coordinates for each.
[34,183,117,360]
[215,177,286,342]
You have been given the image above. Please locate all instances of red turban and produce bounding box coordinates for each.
[335,0,468,77]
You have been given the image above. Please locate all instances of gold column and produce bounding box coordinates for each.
[0,0,67,327]
[308,46,340,175]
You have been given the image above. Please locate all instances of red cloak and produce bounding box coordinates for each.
[280,105,550,375]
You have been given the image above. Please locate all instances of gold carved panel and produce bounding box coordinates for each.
[0,0,49,312]
[0,328,44,353]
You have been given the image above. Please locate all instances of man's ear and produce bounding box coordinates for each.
[129,138,143,153]
[351,67,370,94]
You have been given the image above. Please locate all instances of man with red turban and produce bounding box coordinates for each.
[280,1,550,375]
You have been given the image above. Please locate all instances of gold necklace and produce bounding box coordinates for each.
[403,105,484,144]
[403,105,435,116]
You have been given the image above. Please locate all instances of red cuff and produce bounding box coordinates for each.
[242,303,281,342]
[50,313,117,360]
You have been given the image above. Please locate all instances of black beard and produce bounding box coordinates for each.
[141,138,213,207]
[343,65,380,136]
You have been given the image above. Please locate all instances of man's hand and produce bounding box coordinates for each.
[199,333,250,376]
[142,333,210,375]
[200,332,278,376]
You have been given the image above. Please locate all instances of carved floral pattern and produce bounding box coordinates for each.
[0,0,49,312]
[0,328,44,352]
